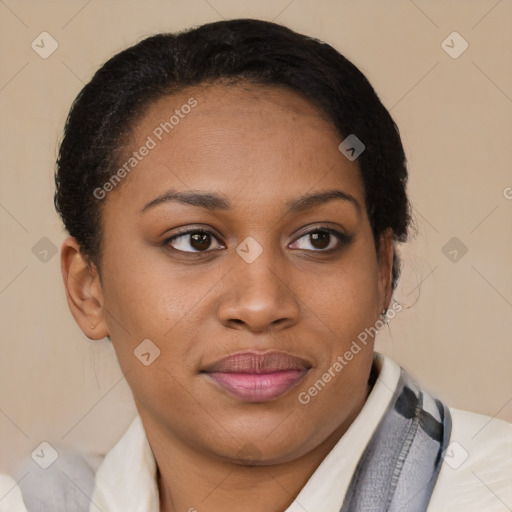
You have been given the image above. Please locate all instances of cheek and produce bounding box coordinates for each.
[294,253,380,416]
[99,243,220,393]
[305,243,380,325]
[100,241,187,332]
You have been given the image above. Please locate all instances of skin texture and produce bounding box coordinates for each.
[61,83,394,512]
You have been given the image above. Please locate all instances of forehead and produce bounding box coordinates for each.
[105,82,365,216]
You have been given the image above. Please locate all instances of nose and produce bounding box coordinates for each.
[217,247,300,333]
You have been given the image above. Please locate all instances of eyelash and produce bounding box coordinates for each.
[162,226,353,256]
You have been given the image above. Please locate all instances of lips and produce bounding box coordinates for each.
[203,351,311,373]
[202,351,312,402]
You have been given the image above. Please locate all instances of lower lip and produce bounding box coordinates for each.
[205,370,308,402]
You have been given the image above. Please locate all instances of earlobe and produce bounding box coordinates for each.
[377,228,395,313]
[60,236,108,340]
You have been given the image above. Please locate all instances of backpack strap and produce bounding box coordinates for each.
[340,369,452,512]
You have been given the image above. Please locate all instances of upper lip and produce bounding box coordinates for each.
[202,350,312,374]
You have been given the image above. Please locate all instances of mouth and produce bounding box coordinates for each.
[201,350,312,402]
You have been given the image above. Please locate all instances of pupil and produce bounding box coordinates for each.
[191,233,210,251]
[311,232,329,249]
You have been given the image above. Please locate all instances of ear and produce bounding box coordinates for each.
[376,228,395,315]
[60,236,108,340]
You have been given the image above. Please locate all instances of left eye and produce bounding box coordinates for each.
[290,229,348,251]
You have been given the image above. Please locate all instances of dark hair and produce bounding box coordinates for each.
[54,18,410,290]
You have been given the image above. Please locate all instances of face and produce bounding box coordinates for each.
[63,82,393,465]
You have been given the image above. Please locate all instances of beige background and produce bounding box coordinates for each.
[1,0,511,473]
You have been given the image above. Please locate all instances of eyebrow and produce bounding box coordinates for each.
[139,188,361,216]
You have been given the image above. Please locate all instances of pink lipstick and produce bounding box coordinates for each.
[202,351,311,402]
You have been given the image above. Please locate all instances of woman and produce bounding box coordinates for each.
[2,18,511,512]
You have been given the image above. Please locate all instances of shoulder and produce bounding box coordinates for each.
[428,407,512,511]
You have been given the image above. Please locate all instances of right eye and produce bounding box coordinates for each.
[163,228,225,253]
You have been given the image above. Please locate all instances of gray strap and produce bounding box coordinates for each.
[340,369,452,512]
